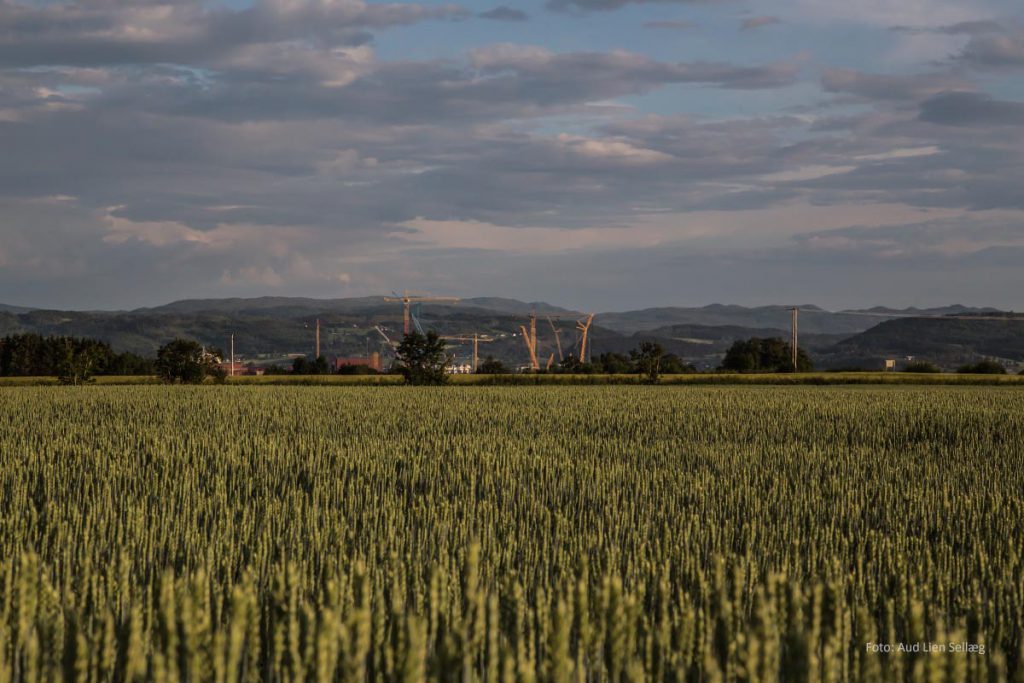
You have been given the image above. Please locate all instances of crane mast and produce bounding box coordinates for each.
[441,333,495,372]
[519,311,540,371]
[576,314,594,364]
[383,291,460,335]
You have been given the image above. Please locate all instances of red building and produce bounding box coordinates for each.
[335,352,381,372]
[218,361,265,376]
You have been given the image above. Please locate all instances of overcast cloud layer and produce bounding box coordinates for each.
[1,0,1023,310]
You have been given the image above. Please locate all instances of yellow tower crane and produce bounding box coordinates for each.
[383,291,460,335]
[441,334,495,373]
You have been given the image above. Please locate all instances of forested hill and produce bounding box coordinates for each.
[827,316,1024,366]
[0,298,1017,369]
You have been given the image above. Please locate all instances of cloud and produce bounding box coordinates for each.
[0,0,466,68]
[740,16,780,31]
[780,0,996,29]
[466,45,799,91]
[546,0,727,14]
[854,147,941,161]
[555,133,675,164]
[821,68,974,102]
[479,6,529,21]
[1,0,1022,310]
[946,20,1024,68]
[918,91,1024,125]
[643,20,695,30]
[760,165,856,183]
[795,215,1024,260]
[50,46,798,128]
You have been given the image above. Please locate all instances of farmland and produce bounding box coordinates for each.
[0,386,1022,680]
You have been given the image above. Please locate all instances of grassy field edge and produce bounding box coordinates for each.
[2,371,1024,387]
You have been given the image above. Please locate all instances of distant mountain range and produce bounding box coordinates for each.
[0,297,1019,370]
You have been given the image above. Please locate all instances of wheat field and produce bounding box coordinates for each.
[0,385,1022,681]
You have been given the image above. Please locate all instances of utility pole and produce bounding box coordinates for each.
[230,334,235,378]
[789,307,799,372]
[473,334,479,373]
[315,319,321,360]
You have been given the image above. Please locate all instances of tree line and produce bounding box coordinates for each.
[0,334,153,384]
[2,331,828,386]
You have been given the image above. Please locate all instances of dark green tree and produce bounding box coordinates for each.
[395,331,449,385]
[336,363,378,376]
[957,360,1007,375]
[155,339,221,384]
[104,351,155,376]
[0,333,154,377]
[558,355,598,374]
[630,341,665,383]
[56,340,101,386]
[595,352,633,374]
[292,355,330,375]
[903,361,941,373]
[720,338,813,373]
[661,354,697,375]
[477,356,509,374]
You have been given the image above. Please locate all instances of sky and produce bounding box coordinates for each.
[1,0,1023,312]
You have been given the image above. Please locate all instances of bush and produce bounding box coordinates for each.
[903,361,941,373]
[292,355,330,375]
[477,356,509,374]
[336,363,378,376]
[661,354,697,374]
[957,360,1007,375]
[155,339,222,384]
[720,338,813,373]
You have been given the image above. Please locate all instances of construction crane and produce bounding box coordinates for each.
[546,315,564,362]
[371,325,397,367]
[576,314,595,364]
[374,325,396,348]
[519,312,539,371]
[441,334,495,372]
[383,290,460,336]
[303,319,322,358]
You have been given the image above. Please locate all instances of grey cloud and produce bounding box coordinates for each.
[76,49,799,127]
[740,16,780,31]
[940,20,1024,68]
[919,91,1024,125]
[479,6,528,21]
[0,0,466,68]
[958,25,1024,68]
[895,20,1024,69]
[3,0,1023,310]
[795,217,1024,261]
[467,47,799,90]
[643,20,695,30]
[546,0,726,14]
[821,68,973,102]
